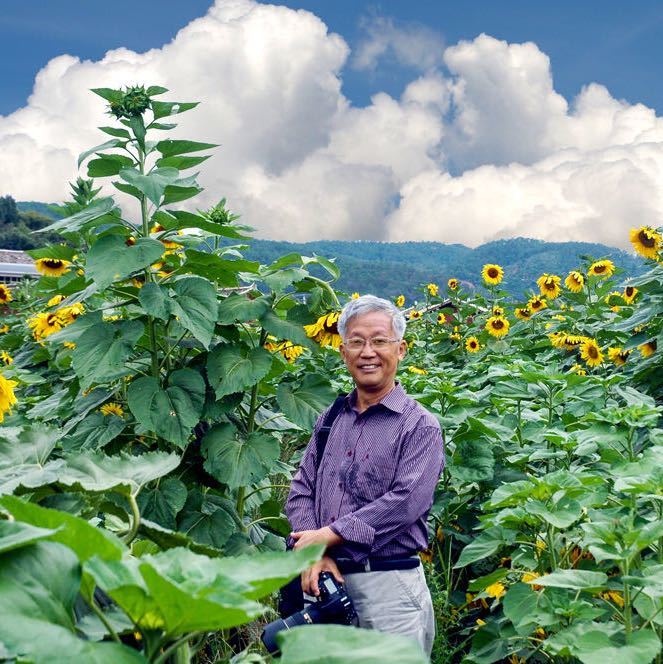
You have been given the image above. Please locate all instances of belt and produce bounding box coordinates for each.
[335,556,421,574]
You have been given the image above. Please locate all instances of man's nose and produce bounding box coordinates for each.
[359,341,377,356]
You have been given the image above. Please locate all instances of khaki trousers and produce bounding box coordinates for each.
[343,565,435,659]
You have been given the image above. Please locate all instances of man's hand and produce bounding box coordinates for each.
[301,555,345,596]
[290,526,343,550]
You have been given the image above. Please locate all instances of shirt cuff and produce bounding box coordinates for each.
[330,515,375,549]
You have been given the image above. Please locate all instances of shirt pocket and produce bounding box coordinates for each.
[348,453,398,503]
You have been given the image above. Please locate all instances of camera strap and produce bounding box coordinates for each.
[314,394,348,476]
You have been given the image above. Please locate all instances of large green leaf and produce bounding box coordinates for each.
[0,426,61,495]
[260,308,313,347]
[454,527,513,568]
[72,319,144,389]
[0,520,58,554]
[527,496,583,528]
[276,376,336,431]
[531,569,608,591]
[450,438,495,483]
[53,450,180,497]
[35,197,116,234]
[138,282,170,320]
[201,423,280,489]
[216,293,271,324]
[128,369,205,447]
[137,477,187,530]
[0,495,124,562]
[169,276,218,348]
[207,344,273,399]
[62,411,127,452]
[0,541,145,663]
[502,583,540,634]
[119,167,180,206]
[278,625,428,663]
[156,139,217,157]
[86,235,164,289]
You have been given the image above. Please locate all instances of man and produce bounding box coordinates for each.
[286,294,445,657]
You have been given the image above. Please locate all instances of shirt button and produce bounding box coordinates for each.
[330,517,336,522]
[347,451,352,457]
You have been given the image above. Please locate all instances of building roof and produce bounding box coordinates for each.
[0,249,33,264]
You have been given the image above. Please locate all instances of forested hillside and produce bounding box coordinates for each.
[3,197,642,299]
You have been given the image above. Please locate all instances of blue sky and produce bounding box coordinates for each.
[2,0,662,116]
[0,0,661,248]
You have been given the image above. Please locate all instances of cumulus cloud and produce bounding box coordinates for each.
[351,14,445,72]
[0,3,661,250]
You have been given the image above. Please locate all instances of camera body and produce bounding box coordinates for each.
[261,572,357,654]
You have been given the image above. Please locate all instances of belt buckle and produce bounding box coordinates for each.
[363,559,372,572]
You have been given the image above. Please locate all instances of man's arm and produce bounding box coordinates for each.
[328,424,444,553]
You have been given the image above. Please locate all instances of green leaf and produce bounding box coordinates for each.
[0,495,124,562]
[138,282,171,320]
[156,154,210,170]
[62,411,127,453]
[178,494,240,550]
[532,569,608,591]
[502,583,539,633]
[454,527,511,568]
[276,376,336,431]
[87,154,133,177]
[569,629,661,664]
[54,451,180,497]
[0,541,146,663]
[0,520,58,554]
[128,369,205,447]
[86,235,164,289]
[35,197,116,233]
[278,625,428,663]
[77,138,124,167]
[527,496,583,528]
[260,308,313,347]
[119,167,179,206]
[137,478,187,530]
[156,139,217,157]
[72,320,144,389]
[169,276,218,348]
[450,438,495,483]
[151,100,198,120]
[0,425,60,495]
[162,183,201,205]
[207,344,273,399]
[99,125,131,139]
[201,424,280,489]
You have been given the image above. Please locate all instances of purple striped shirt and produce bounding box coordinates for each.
[286,383,445,562]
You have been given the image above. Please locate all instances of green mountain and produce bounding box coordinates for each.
[6,198,642,299]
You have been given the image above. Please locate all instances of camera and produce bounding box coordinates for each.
[261,571,357,654]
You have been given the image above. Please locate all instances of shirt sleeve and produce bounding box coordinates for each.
[284,416,325,532]
[329,423,444,551]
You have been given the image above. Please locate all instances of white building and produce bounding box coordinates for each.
[0,250,38,284]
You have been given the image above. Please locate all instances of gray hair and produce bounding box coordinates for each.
[338,294,406,340]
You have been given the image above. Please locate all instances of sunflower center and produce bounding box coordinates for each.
[488,268,498,278]
[625,287,634,297]
[492,320,504,329]
[594,265,606,274]
[44,259,63,268]
[639,231,655,248]
[588,346,598,359]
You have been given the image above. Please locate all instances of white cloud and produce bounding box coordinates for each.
[351,15,445,72]
[0,5,661,250]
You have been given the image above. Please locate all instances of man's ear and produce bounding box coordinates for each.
[398,339,407,359]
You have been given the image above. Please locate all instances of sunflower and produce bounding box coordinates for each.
[638,340,657,358]
[265,338,304,363]
[304,312,342,349]
[151,223,181,250]
[629,226,662,260]
[564,271,584,293]
[536,273,561,299]
[485,581,506,599]
[548,332,567,349]
[580,338,603,367]
[351,292,360,300]
[0,351,12,366]
[57,303,85,325]
[514,307,531,320]
[28,312,64,341]
[447,278,459,290]
[0,325,8,334]
[465,337,480,353]
[449,332,462,343]
[409,310,422,320]
[0,284,12,304]
[562,334,588,352]
[100,402,124,417]
[569,363,586,376]
[608,346,630,366]
[482,264,504,285]
[395,295,405,307]
[486,316,510,338]
[35,258,71,277]
[426,283,439,297]
[131,276,145,289]
[491,305,504,316]
[408,366,428,375]
[436,313,447,324]
[623,286,638,304]
[0,372,18,423]
[527,296,547,313]
[588,259,615,279]
[47,294,65,307]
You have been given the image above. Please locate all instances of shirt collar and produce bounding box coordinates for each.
[346,382,407,414]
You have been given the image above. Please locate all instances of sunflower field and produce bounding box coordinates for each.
[0,86,661,664]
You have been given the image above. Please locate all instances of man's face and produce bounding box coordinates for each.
[340,311,406,393]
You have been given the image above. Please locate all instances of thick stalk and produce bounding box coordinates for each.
[622,559,632,638]
[124,492,141,545]
[88,592,121,644]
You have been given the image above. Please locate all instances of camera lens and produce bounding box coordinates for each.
[261,610,311,654]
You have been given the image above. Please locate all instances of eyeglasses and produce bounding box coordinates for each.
[344,337,400,351]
